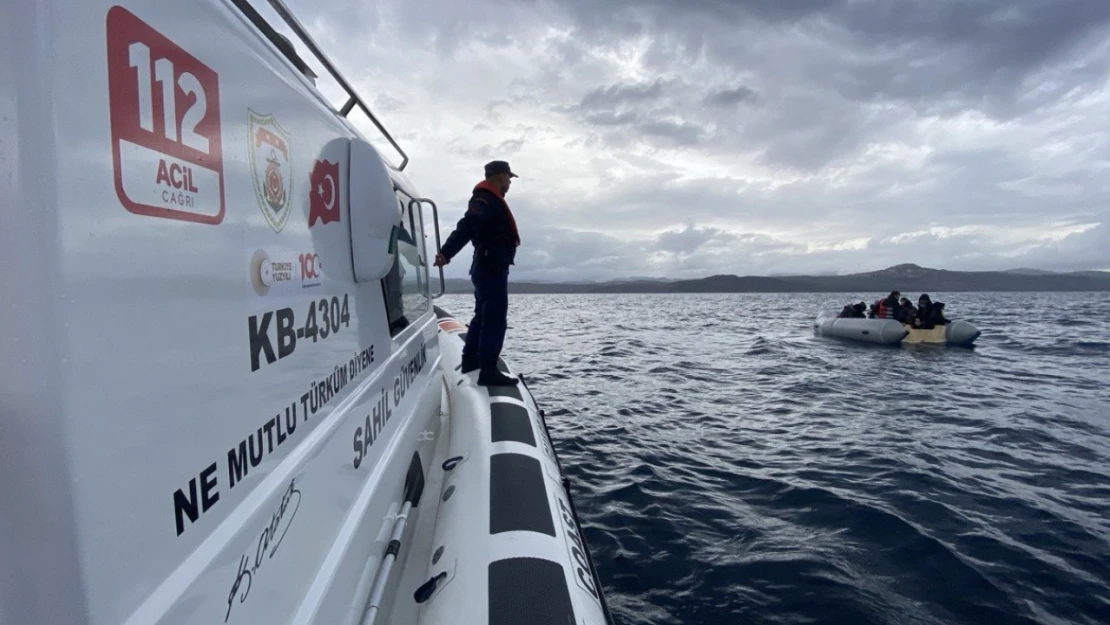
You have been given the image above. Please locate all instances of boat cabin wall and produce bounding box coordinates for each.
[1,1,444,624]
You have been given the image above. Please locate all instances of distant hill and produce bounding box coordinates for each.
[1003,268,1058,276]
[440,264,1110,294]
[1072,270,1110,279]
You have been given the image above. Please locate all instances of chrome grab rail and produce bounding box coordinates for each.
[262,0,410,170]
[410,198,446,299]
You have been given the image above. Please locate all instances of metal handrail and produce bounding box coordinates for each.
[410,198,446,299]
[407,198,426,296]
[263,0,410,171]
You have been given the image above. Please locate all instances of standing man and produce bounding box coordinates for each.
[434,160,521,386]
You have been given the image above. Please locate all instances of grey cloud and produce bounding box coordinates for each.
[373,93,405,112]
[650,224,721,255]
[705,86,758,107]
[579,78,675,108]
[565,78,713,147]
[498,139,525,154]
[999,223,1110,272]
[852,226,1110,275]
[735,93,911,171]
[317,0,1110,119]
[557,71,902,171]
[546,0,1110,72]
[314,0,1110,169]
[506,228,642,282]
[566,79,675,126]
[297,0,1110,275]
[520,145,1110,242]
[443,137,525,161]
[637,120,706,146]
[444,138,496,161]
[485,99,515,119]
[499,221,1109,282]
[581,110,641,126]
[602,0,1110,119]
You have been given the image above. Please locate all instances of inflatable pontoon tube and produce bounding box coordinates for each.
[813,310,908,344]
[415,308,612,625]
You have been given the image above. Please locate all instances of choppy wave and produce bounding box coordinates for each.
[441,291,1110,625]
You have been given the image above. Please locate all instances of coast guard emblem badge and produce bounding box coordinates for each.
[248,110,293,233]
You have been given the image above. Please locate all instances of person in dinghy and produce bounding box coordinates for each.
[837,302,867,318]
[434,160,522,387]
[910,293,949,329]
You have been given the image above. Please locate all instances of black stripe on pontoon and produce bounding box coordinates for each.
[487,384,522,401]
[491,403,535,446]
[489,558,576,625]
[489,454,554,536]
[497,357,510,374]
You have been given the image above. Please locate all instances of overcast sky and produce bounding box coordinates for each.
[281,0,1110,281]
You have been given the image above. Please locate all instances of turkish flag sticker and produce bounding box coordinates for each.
[309,159,341,226]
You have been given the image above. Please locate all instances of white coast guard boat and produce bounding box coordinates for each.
[0,2,613,624]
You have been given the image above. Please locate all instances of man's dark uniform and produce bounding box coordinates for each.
[438,161,521,385]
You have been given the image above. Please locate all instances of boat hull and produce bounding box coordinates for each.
[902,320,981,346]
[0,2,612,624]
[814,311,980,346]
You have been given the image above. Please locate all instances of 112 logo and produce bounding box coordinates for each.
[106,6,226,224]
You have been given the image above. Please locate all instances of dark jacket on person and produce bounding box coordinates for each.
[898,302,917,324]
[915,295,948,328]
[917,302,947,328]
[440,180,521,271]
[839,303,866,318]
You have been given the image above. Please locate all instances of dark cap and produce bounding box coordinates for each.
[484,160,518,178]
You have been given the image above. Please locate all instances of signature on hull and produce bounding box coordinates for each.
[225,477,302,622]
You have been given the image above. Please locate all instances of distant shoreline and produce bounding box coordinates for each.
[438,263,1110,294]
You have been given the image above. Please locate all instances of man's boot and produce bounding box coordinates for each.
[460,353,479,373]
[477,367,518,386]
